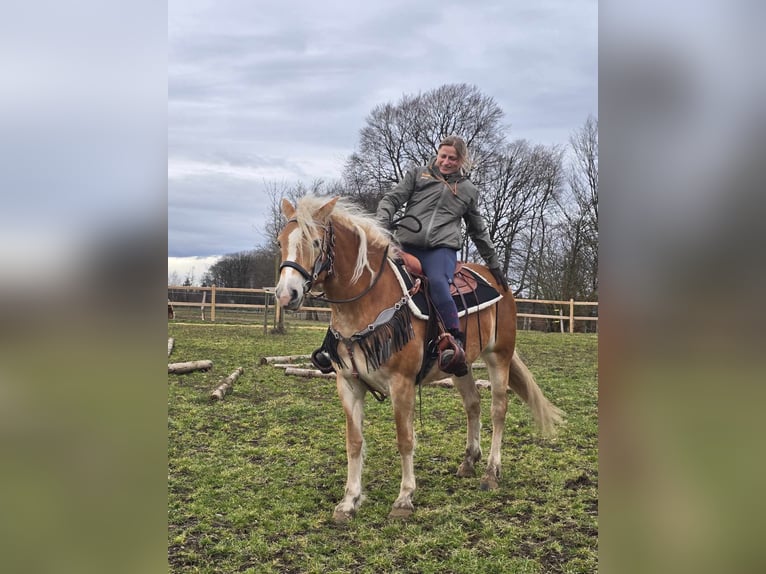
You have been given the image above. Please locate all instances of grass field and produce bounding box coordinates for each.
[168,323,598,573]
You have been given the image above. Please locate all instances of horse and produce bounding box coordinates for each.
[275,195,564,521]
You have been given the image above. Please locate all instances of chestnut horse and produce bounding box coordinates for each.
[275,196,564,521]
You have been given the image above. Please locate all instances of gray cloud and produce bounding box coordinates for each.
[169,0,597,259]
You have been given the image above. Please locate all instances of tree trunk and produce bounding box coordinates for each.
[210,367,244,400]
[259,354,311,365]
[168,360,213,374]
[283,367,335,379]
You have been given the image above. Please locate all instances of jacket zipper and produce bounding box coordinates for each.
[425,183,451,244]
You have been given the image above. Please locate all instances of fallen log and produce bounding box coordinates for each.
[283,367,335,379]
[168,360,213,374]
[168,338,175,357]
[424,378,490,389]
[259,354,311,365]
[210,367,244,401]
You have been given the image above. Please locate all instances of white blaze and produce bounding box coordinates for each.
[275,227,305,307]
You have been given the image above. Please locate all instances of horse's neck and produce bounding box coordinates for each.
[324,227,398,328]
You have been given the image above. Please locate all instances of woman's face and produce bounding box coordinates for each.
[436,145,461,175]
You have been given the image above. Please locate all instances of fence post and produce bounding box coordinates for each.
[263,291,269,334]
[559,308,565,333]
[569,298,574,333]
[274,295,281,328]
[211,285,217,322]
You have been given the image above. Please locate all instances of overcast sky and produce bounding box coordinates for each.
[168,0,597,281]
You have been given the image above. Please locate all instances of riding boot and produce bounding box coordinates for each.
[438,328,468,376]
[310,347,335,374]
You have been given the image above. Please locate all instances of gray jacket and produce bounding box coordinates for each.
[376,162,501,269]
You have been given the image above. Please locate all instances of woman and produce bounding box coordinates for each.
[375,135,508,375]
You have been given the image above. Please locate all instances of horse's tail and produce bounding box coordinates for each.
[508,351,565,437]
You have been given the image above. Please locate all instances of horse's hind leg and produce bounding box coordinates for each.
[481,359,511,490]
[454,371,482,478]
[333,379,366,522]
[389,379,417,519]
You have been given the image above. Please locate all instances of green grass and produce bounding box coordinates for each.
[168,323,598,573]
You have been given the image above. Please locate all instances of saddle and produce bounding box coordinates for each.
[394,251,502,318]
[394,250,503,379]
[399,250,481,298]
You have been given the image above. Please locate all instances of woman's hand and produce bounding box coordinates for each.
[489,267,509,291]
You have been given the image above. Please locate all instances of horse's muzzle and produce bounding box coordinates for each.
[283,290,303,310]
[275,285,303,310]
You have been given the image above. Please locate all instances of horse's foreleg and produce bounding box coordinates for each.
[454,372,482,478]
[333,379,366,522]
[481,367,510,490]
[389,382,416,519]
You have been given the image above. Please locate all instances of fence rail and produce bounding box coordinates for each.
[168,285,598,333]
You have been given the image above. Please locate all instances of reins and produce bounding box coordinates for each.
[391,214,422,233]
[312,245,389,304]
[312,214,420,304]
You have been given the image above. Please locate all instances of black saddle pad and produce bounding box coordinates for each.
[391,258,503,319]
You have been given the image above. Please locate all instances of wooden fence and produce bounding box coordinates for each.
[168,285,598,333]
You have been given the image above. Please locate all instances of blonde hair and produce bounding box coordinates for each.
[438,135,472,171]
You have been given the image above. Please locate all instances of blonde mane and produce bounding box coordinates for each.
[292,195,400,284]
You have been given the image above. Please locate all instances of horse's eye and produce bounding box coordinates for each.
[313,239,321,248]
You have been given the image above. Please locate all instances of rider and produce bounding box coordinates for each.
[375,135,508,376]
[311,135,508,376]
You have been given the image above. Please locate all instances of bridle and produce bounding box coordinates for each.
[278,218,389,305]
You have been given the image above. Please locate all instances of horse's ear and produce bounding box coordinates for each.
[315,197,339,222]
[281,198,296,220]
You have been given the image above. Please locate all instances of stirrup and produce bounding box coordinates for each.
[310,348,335,374]
[437,333,467,376]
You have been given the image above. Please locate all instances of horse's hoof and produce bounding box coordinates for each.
[456,462,476,478]
[388,506,413,520]
[479,477,499,491]
[332,509,355,523]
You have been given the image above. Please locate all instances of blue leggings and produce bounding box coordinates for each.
[404,246,460,331]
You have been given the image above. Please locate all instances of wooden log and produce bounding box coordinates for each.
[283,367,335,379]
[424,377,455,388]
[168,338,175,357]
[424,378,490,389]
[259,354,311,365]
[272,363,314,369]
[168,360,213,374]
[210,367,244,401]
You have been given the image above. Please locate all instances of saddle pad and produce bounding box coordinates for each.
[388,258,503,321]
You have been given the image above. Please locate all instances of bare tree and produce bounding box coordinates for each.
[471,140,564,295]
[537,116,598,301]
[201,247,281,290]
[343,84,508,209]
[563,116,598,299]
